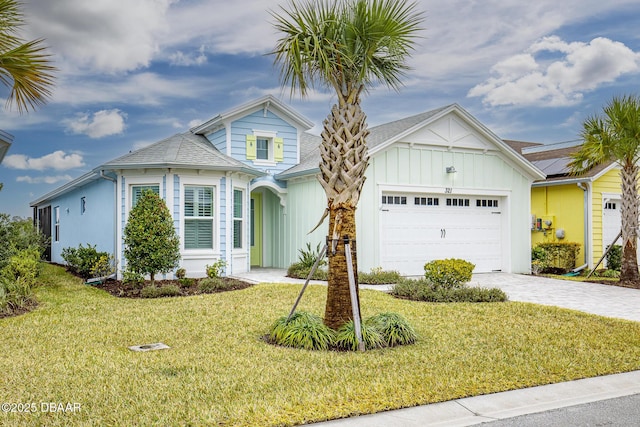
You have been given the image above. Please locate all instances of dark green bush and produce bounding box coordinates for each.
[391,278,507,303]
[178,277,195,286]
[140,284,182,298]
[423,258,475,289]
[535,242,581,272]
[365,313,417,347]
[0,214,47,270]
[268,311,335,351]
[334,320,384,351]
[287,262,328,280]
[197,277,229,293]
[606,244,621,271]
[175,268,186,279]
[358,268,402,284]
[62,244,110,279]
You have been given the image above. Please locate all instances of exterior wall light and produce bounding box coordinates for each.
[446,166,457,174]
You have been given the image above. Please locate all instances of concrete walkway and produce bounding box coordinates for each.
[233,269,640,426]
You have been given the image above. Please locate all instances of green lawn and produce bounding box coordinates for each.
[2,264,640,426]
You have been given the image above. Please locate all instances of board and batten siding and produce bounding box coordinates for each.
[591,167,622,266]
[285,143,534,274]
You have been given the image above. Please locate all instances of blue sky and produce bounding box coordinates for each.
[0,0,639,218]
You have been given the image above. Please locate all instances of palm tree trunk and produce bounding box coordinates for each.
[619,164,639,283]
[324,205,360,329]
[318,101,369,329]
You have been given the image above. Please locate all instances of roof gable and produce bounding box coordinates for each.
[190,95,314,135]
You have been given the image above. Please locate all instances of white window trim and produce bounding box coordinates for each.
[180,176,220,255]
[125,176,164,217]
[252,130,278,167]
[233,188,245,250]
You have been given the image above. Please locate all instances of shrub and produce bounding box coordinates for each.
[140,284,182,298]
[365,313,417,347]
[0,276,36,315]
[268,312,336,351]
[531,246,549,275]
[391,278,507,303]
[423,258,475,289]
[535,242,581,272]
[287,262,328,280]
[205,259,227,278]
[123,189,181,284]
[334,320,384,351]
[0,214,47,270]
[1,247,40,285]
[358,267,401,284]
[198,277,229,293]
[90,254,117,279]
[122,269,144,287]
[178,277,195,286]
[62,244,110,279]
[175,268,186,279]
[297,242,327,269]
[606,244,621,271]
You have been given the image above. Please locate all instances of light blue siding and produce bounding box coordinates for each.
[210,128,226,153]
[231,109,298,173]
[49,178,115,264]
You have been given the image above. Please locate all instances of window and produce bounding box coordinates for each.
[605,202,617,210]
[80,197,86,214]
[233,189,243,249]
[184,186,214,249]
[382,195,407,205]
[256,138,269,160]
[54,206,60,242]
[414,197,439,206]
[476,199,499,208]
[131,185,159,207]
[446,198,470,207]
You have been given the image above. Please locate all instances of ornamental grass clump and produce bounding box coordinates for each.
[366,312,417,347]
[334,320,384,351]
[268,311,336,351]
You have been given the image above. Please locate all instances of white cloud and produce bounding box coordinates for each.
[25,0,172,73]
[4,151,85,171]
[169,45,207,66]
[65,109,127,138]
[468,36,640,107]
[16,175,73,184]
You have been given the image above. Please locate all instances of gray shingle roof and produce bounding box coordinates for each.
[277,105,451,179]
[103,132,261,174]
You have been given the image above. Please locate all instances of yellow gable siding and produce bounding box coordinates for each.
[591,168,621,265]
[531,184,585,266]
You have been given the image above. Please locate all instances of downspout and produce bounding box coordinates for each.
[577,182,591,268]
[100,170,118,277]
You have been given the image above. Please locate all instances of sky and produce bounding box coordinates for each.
[0,0,639,218]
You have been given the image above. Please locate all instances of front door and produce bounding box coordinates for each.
[250,193,263,266]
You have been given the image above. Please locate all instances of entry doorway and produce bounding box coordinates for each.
[250,192,263,266]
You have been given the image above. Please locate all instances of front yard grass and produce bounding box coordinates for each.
[2,264,640,426]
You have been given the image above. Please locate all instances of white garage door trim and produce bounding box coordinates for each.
[378,187,509,276]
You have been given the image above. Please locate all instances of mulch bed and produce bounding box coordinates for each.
[93,277,255,298]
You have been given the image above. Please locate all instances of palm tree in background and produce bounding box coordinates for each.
[271,0,423,329]
[569,95,640,286]
[0,0,55,113]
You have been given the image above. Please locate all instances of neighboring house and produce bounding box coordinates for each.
[507,140,620,269]
[0,129,13,164]
[31,96,544,278]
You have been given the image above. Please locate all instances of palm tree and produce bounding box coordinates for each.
[569,95,640,286]
[0,0,55,113]
[271,0,424,328]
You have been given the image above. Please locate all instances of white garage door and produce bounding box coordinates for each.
[380,193,503,275]
[602,199,621,250]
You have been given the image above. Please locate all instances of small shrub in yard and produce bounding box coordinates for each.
[297,242,327,269]
[0,276,36,315]
[365,313,417,347]
[62,244,110,279]
[391,278,507,303]
[179,277,195,286]
[424,258,474,289]
[606,245,621,271]
[175,268,186,279]
[358,267,401,284]
[206,259,227,278]
[198,277,229,293]
[334,320,384,351]
[268,311,336,351]
[535,242,581,273]
[287,262,328,280]
[122,269,144,287]
[140,284,182,298]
